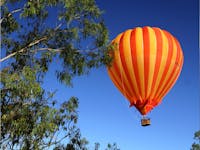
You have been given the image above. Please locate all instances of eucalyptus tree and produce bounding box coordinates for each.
[0,0,113,149]
[191,131,200,150]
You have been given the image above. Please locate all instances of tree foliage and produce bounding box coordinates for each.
[191,130,200,150]
[1,0,112,82]
[0,65,88,149]
[1,0,114,149]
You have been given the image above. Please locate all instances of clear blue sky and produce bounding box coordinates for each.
[42,0,200,149]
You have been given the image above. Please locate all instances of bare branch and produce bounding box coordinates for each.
[33,48,63,53]
[27,37,47,47]
[0,8,22,24]
[1,38,99,63]
[55,23,63,30]
[0,37,47,62]
[33,47,99,55]
[41,133,70,149]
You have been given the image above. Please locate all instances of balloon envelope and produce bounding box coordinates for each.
[107,26,184,115]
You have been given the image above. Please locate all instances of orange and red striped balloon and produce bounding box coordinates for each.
[107,26,184,115]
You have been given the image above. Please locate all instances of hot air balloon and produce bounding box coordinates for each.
[107,26,184,126]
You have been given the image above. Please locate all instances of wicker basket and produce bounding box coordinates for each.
[141,118,151,126]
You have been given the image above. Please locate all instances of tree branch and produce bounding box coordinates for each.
[1,37,99,63]
[0,8,22,24]
[0,37,47,62]
[41,133,70,149]
[55,23,63,30]
[33,48,63,53]
[0,22,65,63]
[33,47,99,56]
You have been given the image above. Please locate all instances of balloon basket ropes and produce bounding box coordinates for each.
[141,117,151,127]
